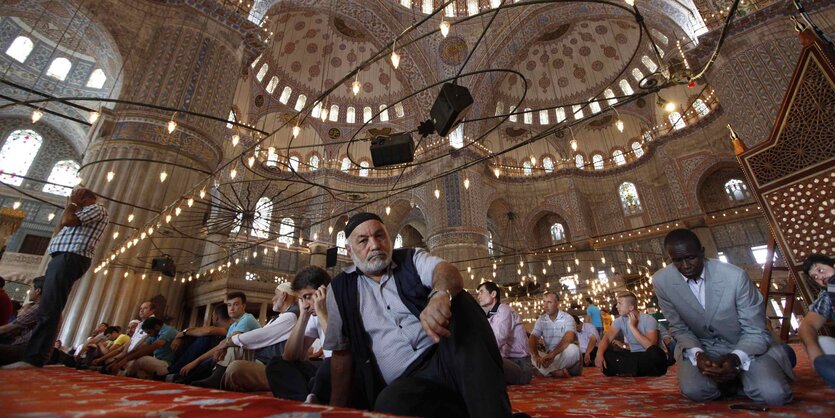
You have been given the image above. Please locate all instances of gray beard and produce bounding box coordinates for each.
[351,250,391,275]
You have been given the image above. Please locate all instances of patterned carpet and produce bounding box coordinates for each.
[0,348,833,417]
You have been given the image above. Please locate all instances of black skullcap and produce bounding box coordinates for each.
[344,212,383,238]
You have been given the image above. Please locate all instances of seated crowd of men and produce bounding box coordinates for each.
[2,213,834,416]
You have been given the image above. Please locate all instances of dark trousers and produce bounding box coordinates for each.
[24,252,90,366]
[266,357,331,403]
[169,335,222,375]
[582,346,598,367]
[0,344,26,366]
[602,345,668,377]
[374,292,512,418]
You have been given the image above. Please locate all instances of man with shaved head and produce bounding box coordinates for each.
[325,212,511,417]
[5,187,108,369]
[653,228,793,405]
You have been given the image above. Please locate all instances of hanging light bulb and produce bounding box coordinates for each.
[106,171,115,182]
[616,119,624,132]
[547,259,552,266]
[601,256,606,264]
[47,212,55,221]
[292,125,301,137]
[352,76,361,96]
[165,214,172,223]
[148,226,154,235]
[230,168,237,179]
[187,198,194,207]
[175,207,181,216]
[464,178,470,189]
[385,205,391,215]
[575,258,580,265]
[112,232,119,239]
[391,49,400,69]
[439,19,450,37]
[664,101,677,113]
[167,119,177,134]
[89,111,100,124]
[160,171,168,183]
[494,167,501,178]
[231,134,240,147]
[328,225,333,234]
[570,139,578,151]
[31,109,43,123]
[313,232,318,241]
[199,189,206,199]
[12,201,21,210]
[320,107,329,122]
[624,0,635,6]
[248,156,255,167]
[434,188,440,199]
[530,155,537,165]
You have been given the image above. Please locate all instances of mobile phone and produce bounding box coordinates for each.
[729,404,769,411]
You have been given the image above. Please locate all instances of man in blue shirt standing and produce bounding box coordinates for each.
[586,297,603,335]
[109,317,177,379]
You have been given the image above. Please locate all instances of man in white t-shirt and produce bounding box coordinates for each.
[595,292,667,376]
[266,266,331,404]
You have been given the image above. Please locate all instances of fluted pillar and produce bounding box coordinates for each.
[59,4,250,348]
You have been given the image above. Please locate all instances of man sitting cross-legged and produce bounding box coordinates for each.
[595,292,667,377]
[166,303,232,378]
[219,282,299,392]
[528,291,581,378]
[575,315,599,367]
[108,317,177,379]
[476,281,532,385]
[0,277,44,366]
[266,266,332,403]
[177,291,261,385]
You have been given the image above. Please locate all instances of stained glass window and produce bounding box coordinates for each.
[575,154,585,169]
[336,230,347,255]
[449,124,464,149]
[256,63,269,82]
[278,218,295,245]
[394,102,405,118]
[279,86,292,104]
[592,154,604,170]
[363,107,373,123]
[613,149,626,166]
[724,179,751,202]
[641,56,658,72]
[631,141,644,158]
[618,182,643,215]
[523,108,532,124]
[539,110,549,125]
[289,155,300,171]
[341,157,351,172]
[394,234,404,249]
[329,105,339,122]
[346,107,356,123]
[668,112,686,130]
[589,98,601,114]
[359,160,369,177]
[265,76,279,94]
[604,89,617,106]
[43,160,80,196]
[5,36,33,63]
[523,161,532,176]
[294,94,307,112]
[555,107,566,123]
[693,99,710,117]
[572,104,584,120]
[619,79,634,96]
[0,129,42,186]
[543,157,554,173]
[550,223,565,242]
[379,104,389,122]
[309,155,320,171]
[632,68,644,83]
[252,197,272,238]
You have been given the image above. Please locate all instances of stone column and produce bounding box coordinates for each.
[58,5,250,347]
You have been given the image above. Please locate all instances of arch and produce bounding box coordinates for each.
[592,154,604,170]
[575,154,585,169]
[525,208,574,250]
[329,104,339,122]
[5,36,33,63]
[668,112,685,130]
[618,182,643,215]
[346,106,356,123]
[0,129,43,186]
[279,86,293,104]
[612,149,627,166]
[631,141,645,158]
[619,79,634,95]
[43,160,80,196]
[294,94,307,111]
[256,63,269,82]
[46,57,72,81]
[86,69,107,89]
[696,163,752,212]
[308,154,320,171]
[363,106,373,123]
[265,75,280,94]
[542,156,554,173]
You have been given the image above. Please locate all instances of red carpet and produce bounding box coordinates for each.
[1,349,833,417]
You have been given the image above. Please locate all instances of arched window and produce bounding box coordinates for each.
[279,86,292,104]
[448,124,464,149]
[613,149,627,166]
[604,89,617,106]
[632,68,644,83]
[359,160,369,177]
[266,147,278,167]
[668,112,686,130]
[495,102,504,116]
[252,197,272,238]
[575,154,585,169]
[693,99,710,117]
[329,104,339,122]
[592,154,604,170]
[651,29,669,45]
[395,102,405,118]
[363,107,373,123]
[251,53,262,68]
[265,76,279,94]
[46,57,72,81]
[256,63,269,82]
[641,56,658,72]
[394,234,404,249]
[589,98,601,114]
[226,110,236,129]
[523,161,532,176]
[618,182,643,215]
[346,106,356,123]
[340,157,351,172]
[230,210,243,234]
[379,104,389,122]
[43,160,80,196]
[487,232,494,256]
[467,0,479,15]
[289,155,300,171]
[572,104,584,120]
[619,79,634,96]
[278,217,295,245]
[422,0,433,14]
[294,94,307,111]
[631,141,644,158]
[539,110,550,125]
[336,230,347,255]
[445,1,455,16]
[724,179,751,202]
[543,157,554,173]
[550,223,565,242]
[86,69,106,89]
[0,129,43,186]
[523,108,533,124]
[311,102,322,119]
[309,155,320,171]
[560,275,577,291]
[5,36,33,63]
[401,0,411,8]
[508,105,517,122]
[642,130,653,142]
[555,107,566,123]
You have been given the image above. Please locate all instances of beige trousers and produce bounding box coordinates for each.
[221,360,270,392]
[125,356,169,379]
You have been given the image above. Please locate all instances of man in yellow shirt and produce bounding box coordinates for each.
[86,327,130,368]
[601,308,613,332]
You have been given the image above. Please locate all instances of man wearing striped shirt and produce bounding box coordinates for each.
[5,187,108,369]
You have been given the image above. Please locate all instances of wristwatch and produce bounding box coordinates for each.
[428,288,452,302]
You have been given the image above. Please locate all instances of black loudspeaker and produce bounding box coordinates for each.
[370,132,415,167]
[151,256,176,277]
[430,83,474,137]
[326,247,339,268]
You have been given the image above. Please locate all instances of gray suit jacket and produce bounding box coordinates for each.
[652,259,793,378]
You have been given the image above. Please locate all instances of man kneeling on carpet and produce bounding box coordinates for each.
[216,282,299,392]
[109,317,176,379]
[528,291,581,378]
[325,212,513,417]
[266,265,332,403]
[595,292,667,377]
